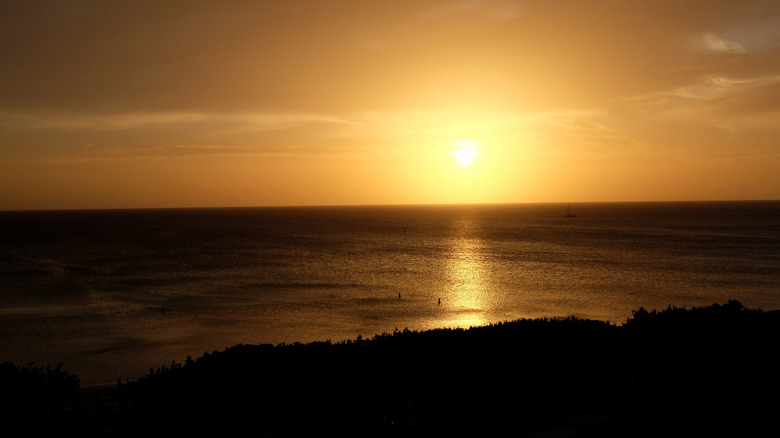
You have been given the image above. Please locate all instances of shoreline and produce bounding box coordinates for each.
[11,305,780,388]
[4,300,779,436]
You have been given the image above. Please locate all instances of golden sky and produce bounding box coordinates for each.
[1,0,779,210]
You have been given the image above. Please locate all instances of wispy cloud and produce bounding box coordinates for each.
[0,111,355,133]
[686,32,746,54]
[0,144,255,165]
[2,142,356,166]
[616,74,780,135]
[0,110,362,164]
[718,13,780,52]
[82,144,252,159]
[669,76,748,100]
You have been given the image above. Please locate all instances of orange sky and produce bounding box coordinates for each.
[1,0,779,210]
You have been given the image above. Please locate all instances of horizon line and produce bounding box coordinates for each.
[2,198,778,213]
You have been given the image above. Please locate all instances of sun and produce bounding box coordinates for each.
[454,149,479,165]
[453,140,480,165]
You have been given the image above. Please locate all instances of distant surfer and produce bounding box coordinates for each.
[161,305,165,313]
[398,293,401,299]
[438,298,441,305]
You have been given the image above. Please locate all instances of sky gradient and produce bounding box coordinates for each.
[2,0,779,210]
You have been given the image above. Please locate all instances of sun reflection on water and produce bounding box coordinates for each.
[441,219,490,328]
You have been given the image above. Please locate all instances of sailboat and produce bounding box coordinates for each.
[564,203,576,217]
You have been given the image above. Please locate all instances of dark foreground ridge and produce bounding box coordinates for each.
[3,300,779,437]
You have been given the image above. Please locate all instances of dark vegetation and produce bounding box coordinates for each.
[0,362,79,411]
[2,300,779,437]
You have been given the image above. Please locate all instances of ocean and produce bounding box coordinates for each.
[1,201,778,385]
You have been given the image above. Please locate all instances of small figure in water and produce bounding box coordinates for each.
[161,305,165,313]
[438,298,441,305]
[398,293,401,299]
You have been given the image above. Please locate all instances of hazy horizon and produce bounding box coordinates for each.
[2,198,779,213]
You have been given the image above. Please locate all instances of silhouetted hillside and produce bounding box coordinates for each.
[3,300,779,437]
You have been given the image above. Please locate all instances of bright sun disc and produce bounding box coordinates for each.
[453,140,480,165]
[453,149,479,165]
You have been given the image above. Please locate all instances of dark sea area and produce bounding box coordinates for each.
[1,201,779,387]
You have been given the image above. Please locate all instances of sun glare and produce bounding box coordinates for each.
[453,140,480,165]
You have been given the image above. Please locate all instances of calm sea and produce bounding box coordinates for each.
[1,201,778,385]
